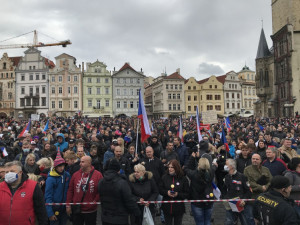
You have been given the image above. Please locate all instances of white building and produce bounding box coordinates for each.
[15,48,54,119]
[112,63,145,117]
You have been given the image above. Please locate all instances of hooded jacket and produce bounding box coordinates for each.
[66,166,103,212]
[45,168,71,217]
[54,133,69,152]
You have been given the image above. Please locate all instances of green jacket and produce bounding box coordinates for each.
[244,165,272,199]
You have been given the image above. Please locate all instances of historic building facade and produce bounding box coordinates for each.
[223,71,242,116]
[48,53,82,117]
[112,63,145,117]
[15,48,54,119]
[184,77,200,117]
[82,60,112,117]
[0,53,21,118]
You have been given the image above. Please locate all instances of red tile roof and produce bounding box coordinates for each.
[119,63,136,72]
[197,78,209,84]
[45,58,55,68]
[216,74,226,84]
[9,57,21,67]
[165,72,185,80]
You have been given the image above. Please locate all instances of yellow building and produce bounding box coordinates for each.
[199,75,225,114]
[184,77,200,116]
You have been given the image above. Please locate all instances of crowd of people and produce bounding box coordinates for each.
[1,116,300,225]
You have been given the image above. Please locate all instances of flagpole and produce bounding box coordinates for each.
[135,118,139,155]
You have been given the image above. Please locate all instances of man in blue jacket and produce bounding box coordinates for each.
[54,133,69,152]
[45,151,70,225]
[173,137,189,168]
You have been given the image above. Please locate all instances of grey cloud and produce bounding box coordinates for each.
[198,62,224,76]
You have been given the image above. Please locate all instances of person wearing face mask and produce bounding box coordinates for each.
[253,176,300,225]
[223,159,254,225]
[128,163,159,225]
[0,160,48,225]
[15,140,40,165]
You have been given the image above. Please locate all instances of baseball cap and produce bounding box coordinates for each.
[112,139,118,146]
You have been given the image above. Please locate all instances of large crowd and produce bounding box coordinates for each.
[1,116,300,225]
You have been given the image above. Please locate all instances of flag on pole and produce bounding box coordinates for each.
[43,120,49,134]
[190,115,193,122]
[138,89,151,142]
[225,117,231,132]
[228,199,244,212]
[221,126,230,152]
[212,182,221,200]
[196,106,202,143]
[0,147,8,157]
[18,119,31,138]
[177,116,183,143]
[258,123,264,131]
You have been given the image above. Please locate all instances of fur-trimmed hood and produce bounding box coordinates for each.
[129,171,153,183]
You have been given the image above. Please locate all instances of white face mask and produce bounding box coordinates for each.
[224,165,230,172]
[5,172,18,184]
[236,150,242,155]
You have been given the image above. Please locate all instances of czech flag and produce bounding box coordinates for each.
[221,126,229,152]
[177,116,183,143]
[138,89,151,142]
[18,119,31,138]
[43,120,49,134]
[196,106,202,143]
[0,147,8,157]
[228,199,244,212]
[225,117,231,132]
[212,182,221,200]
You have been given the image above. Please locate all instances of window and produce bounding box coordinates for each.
[117,101,120,108]
[137,79,140,84]
[235,84,237,89]
[59,87,63,94]
[96,100,100,109]
[74,101,78,108]
[58,76,62,82]
[74,86,78,94]
[117,78,120,83]
[97,78,100,83]
[173,104,176,110]
[88,78,92,83]
[105,78,109,83]
[227,103,229,109]
[105,87,109,94]
[253,89,255,95]
[26,98,30,106]
[215,85,217,88]
[248,89,251,95]
[188,96,191,101]
[68,76,70,82]
[209,85,212,89]
[123,89,127,95]
[215,95,221,100]
[188,86,191,90]
[168,94,171,99]
[207,105,213,110]
[229,84,231,88]
[105,99,109,107]
[175,85,178,90]
[173,94,176,99]
[237,103,240,109]
[51,101,55,108]
[97,87,101,95]
[244,88,247,95]
[58,101,62,108]
[232,93,234,98]
[237,93,240,99]
[30,74,33,80]
[123,78,126,84]
[8,92,12,99]
[193,86,196,90]
[21,75,25,81]
[3,62,6,69]
[42,97,46,106]
[33,66,35,70]
[74,76,78,82]
[177,104,180,110]
[177,94,180,99]
[130,101,134,108]
[166,84,169,89]
[68,87,71,94]
[169,104,172,110]
[194,106,197,111]
[124,101,127,108]
[20,99,25,107]
[194,96,197,101]
[29,87,33,95]
[179,85,182,89]
[117,89,120,95]
[226,93,229,98]
[88,99,92,107]
[51,76,55,82]
[29,66,32,70]
[130,89,134,96]
[33,98,39,106]
[42,86,46,94]
[52,87,55,94]
[8,83,10,88]
[170,85,173,89]
[232,103,235,109]
[215,105,221,111]
[206,95,213,100]
[188,106,191,111]
[21,87,25,95]
[36,87,39,95]
[88,87,92,95]
[11,73,13,78]
[36,74,39,80]
[130,78,133,84]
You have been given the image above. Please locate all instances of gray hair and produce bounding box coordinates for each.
[5,161,23,172]
[226,159,236,171]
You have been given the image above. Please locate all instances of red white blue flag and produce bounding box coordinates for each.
[228,199,244,212]
[196,106,202,143]
[225,117,231,132]
[221,126,230,152]
[138,89,151,142]
[18,119,31,138]
[177,116,183,143]
[43,120,49,134]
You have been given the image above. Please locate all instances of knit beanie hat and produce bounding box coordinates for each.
[53,151,66,167]
[107,158,121,172]
[270,175,290,189]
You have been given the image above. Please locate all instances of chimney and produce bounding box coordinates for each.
[82,62,84,72]
[176,68,180,74]
[140,68,143,74]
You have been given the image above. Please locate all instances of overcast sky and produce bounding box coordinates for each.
[0,0,272,80]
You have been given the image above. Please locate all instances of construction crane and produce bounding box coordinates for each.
[0,30,71,49]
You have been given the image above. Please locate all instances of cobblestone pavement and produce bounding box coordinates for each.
[67,202,229,225]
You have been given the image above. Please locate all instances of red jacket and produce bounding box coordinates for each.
[0,179,37,225]
[66,166,103,212]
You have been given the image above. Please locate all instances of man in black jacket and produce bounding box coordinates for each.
[98,158,140,225]
[253,175,300,225]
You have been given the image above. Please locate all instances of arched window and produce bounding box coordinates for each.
[259,69,264,87]
[265,70,269,87]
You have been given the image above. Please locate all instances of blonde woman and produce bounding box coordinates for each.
[117,137,125,154]
[128,164,158,225]
[185,157,214,225]
[24,153,39,174]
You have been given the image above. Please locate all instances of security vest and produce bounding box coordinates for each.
[256,192,284,225]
